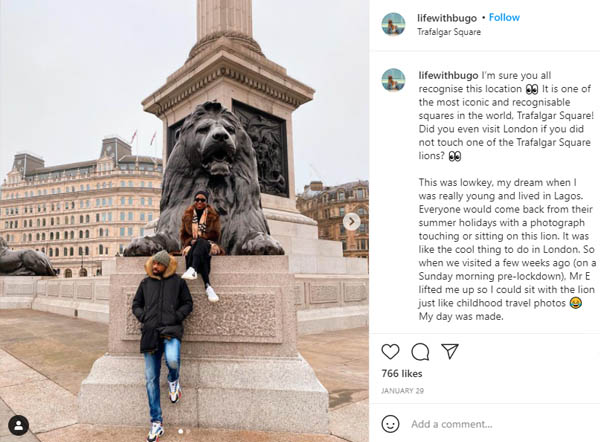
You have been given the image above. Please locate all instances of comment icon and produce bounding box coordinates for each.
[411,343,430,361]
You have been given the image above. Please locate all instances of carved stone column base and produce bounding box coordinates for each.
[79,354,328,433]
[78,256,329,433]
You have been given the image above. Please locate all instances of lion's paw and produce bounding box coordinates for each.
[123,233,179,256]
[240,232,285,255]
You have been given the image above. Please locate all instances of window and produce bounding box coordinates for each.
[79,231,83,239]
[128,181,133,187]
[85,246,89,255]
[148,213,153,221]
[358,207,366,215]
[70,216,74,224]
[56,232,60,240]
[128,227,133,236]
[64,247,68,256]
[148,197,153,206]
[99,229,103,237]
[55,248,59,257]
[141,197,145,206]
[80,215,84,223]
[342,240,347,251]
[128,212,133,221]
[338,191,345,200]
[79,247,83,256]
[50,232,54,240]
[120,212,125,221]
[340,224,346,234]
[96,213,100,222]
[65,269,72,278]
[69,247,74,256]
[120,181,125,187]
[359,224,367,233]
[140,213,145,221]
[128,197,133,205]
[99,244,104,255]
[85,230,89,238]
[120,227,125,237]
[86,215,90,223]
[339,207,345,217]
[70,231,74,240]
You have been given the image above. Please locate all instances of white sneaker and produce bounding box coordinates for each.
[206,285,219,303]
[146,421,164,442]
[168,379,181,404]
[182,267,197,280]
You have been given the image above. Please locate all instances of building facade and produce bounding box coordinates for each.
[0,136,162,277]
[297,180,369,259]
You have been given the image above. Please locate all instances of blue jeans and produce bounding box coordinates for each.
[144,337,181,423]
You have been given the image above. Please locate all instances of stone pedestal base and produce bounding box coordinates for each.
[78,256,329,433]
[79,354,328,433]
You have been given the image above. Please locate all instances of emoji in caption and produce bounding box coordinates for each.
[570,297,582,309]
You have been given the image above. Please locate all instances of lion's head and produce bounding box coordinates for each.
[178,101,251,177]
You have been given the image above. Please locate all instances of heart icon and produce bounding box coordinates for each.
[381,344,399,360]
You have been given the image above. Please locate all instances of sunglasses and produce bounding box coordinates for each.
[195,198,207,202]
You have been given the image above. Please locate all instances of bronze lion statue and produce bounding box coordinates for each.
[124,101,284,256]
[0,237,56,276]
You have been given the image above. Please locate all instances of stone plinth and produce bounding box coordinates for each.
[0,276,41,309]
[79,256,329,433]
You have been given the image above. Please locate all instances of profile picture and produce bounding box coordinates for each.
[381,13,405,36]
[381,68,405,91]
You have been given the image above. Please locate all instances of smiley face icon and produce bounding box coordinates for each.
[570,297,582,309]
[381,415,400,433]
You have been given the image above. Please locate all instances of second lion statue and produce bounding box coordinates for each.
[124,101,284,256]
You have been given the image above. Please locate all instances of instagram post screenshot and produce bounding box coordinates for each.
[371,0,600,441]
[0,1,368,441]
[2,1,599,442]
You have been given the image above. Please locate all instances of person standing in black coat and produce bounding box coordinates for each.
[132,250,193,442]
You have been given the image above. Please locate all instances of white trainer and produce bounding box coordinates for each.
[168,379,181,404]
[206,285,219,303]
[181,267,197,280]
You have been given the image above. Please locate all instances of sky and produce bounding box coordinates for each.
[0,0,368,194]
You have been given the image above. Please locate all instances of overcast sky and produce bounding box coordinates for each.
[0,0,368,194]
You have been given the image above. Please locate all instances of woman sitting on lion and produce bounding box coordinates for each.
[181,190,224,303]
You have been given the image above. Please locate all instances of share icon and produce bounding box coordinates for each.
[441,344,459,360]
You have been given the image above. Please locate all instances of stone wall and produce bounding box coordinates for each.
[0,257,368,335]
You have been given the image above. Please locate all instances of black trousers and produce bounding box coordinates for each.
[185,238,211,286]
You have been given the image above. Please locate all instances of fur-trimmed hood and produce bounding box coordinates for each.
[144,254,178,279]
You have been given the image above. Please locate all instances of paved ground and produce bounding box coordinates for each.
[0,310,368,442]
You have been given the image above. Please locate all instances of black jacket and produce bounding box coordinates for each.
[132,255,193,353]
